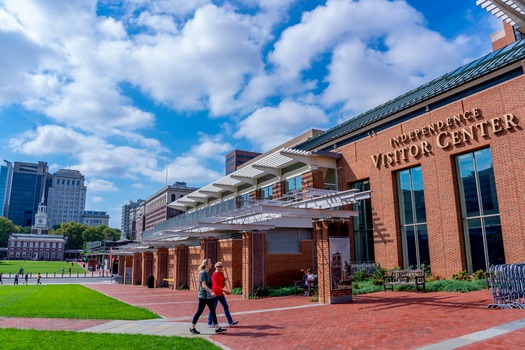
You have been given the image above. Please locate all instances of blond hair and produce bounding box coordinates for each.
[198,259,210,271]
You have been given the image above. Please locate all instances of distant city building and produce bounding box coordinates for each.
[82,211,110,227]
[130,201,145,241]
[127,182,196,241]
[0,160,13,217]
[144,182,198,231]
[225,150,262,175]
[7,191,66,261]
[47,169,87,228]
[7,161,50,227]
[121,199,144,239]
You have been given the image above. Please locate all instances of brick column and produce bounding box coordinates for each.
[314,220,353,304]
[155,248,168,287]
[142,252,154,287]
[242,231,266,299]
[132,253,142,286]
[117,256,126,283]
[175,245,189,289]
[201,238,218,264]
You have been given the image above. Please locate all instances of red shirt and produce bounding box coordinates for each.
[212,271,225,296]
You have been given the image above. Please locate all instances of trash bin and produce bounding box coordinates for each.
[147,274,154,288]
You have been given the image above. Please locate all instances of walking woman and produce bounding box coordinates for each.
[189,259,227,335]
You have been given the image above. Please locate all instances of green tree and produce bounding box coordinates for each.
[83,225,104,243]
[0,216,25,246]
[0,216,19,247]
[50,222,88,249]
[103,226,121,241]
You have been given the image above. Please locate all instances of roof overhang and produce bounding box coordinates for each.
[168,147,341,211]
[477,0,525,33]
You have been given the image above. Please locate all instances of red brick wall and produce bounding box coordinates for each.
[336,73,525,278]
[265,240,315,286]
[188,246,201,290]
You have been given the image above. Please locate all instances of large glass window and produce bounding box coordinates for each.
[260,185,273,200]
[284,175,302,193]
[397,166,430,268]
[351,180,374,263]
[457,148,504,272]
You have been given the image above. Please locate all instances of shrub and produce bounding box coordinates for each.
[371,267,387,286]
[230,287,242,295]
[249,283,269,299]
[452,270,470,281]
[426,279,486,292]
[353,268,368,282]
[473,269,488,280]
[176,283,189,290]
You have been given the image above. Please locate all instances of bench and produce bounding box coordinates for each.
[383,269,426,293]
[163,278,175,289]
[294,278,318,296]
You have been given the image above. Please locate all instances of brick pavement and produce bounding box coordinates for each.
[2,284,525,349]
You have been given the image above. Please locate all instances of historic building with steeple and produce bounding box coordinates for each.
[7,191,67,261]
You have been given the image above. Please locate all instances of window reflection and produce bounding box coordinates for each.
[397,166,430,268]
[456,148,504,272]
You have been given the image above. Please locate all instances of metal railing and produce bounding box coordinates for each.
[488,263,525,309]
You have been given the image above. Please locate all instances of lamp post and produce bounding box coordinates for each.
[102,234,106,277]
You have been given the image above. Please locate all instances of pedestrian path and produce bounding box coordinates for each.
[3,284,525,349]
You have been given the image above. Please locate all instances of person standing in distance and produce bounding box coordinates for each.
[189,259,227,335]
[207,262,239,327]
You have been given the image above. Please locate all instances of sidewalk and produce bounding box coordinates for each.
[2,284,525,349]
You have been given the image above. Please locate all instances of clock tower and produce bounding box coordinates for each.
[32,191,49,235]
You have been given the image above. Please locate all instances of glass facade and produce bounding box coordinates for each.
[351,180,374,263]
[397,166,430,268]
[8,172,46,227]
[260,185,273,200]
[284,175,302,193]
[456,148,504,272]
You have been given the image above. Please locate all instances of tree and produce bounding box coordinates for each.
[0,216,24,247]
[50,222,88,249]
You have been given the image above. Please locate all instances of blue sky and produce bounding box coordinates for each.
[0,0,502,229]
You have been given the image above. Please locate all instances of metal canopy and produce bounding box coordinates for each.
[477,0,525,33]
[168,147,340,210]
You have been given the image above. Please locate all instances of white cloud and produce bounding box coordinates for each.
[127,4,265,115]
[269,0,487,114]
[191,133,232,159]
[86,178,119,192]
[8,125,104,154]
[91,196,105,203]
[234,100,329,151]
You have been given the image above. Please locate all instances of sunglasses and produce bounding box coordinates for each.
[216,265,223,268]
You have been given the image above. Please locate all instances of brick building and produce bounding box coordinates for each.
[111,35,525,303]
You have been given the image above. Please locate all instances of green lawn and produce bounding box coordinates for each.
[0,285,159,320]
[0,260,86,275]
[0,329,220,350]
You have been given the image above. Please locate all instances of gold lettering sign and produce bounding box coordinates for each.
[372,109,521,169]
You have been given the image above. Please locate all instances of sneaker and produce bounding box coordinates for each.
[189,328,200,335]
[207,324,214,328]
[229,321,239,326]
[215,327,227,333]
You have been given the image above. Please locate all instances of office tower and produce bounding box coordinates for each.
[0,160,13,217]
[225,150,262,175]
[82,210,110,227]
[7,161,49,227]
[47,169,87,228]
[121,199,144,239]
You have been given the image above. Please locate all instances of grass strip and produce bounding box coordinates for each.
[0,260,86,274]
[0,328,220,350]
[0,285,159,320]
